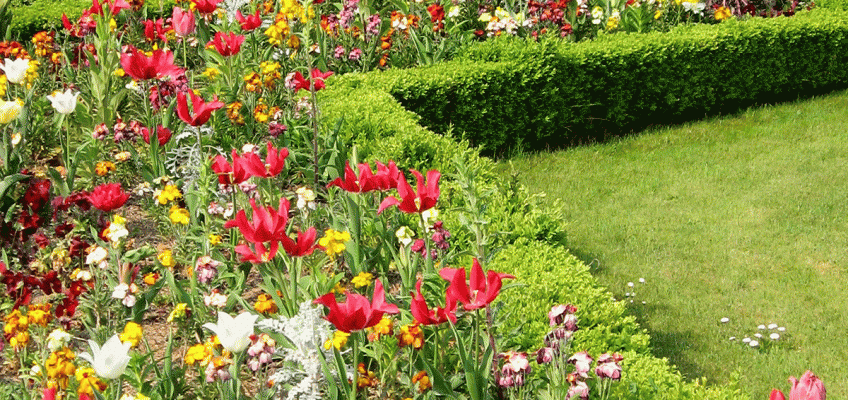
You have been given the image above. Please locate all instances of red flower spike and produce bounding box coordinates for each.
[236,9,262,31]
[224,197,290,245]
[120,47,184,81]
[410,279,457,325]
[208,32,245,57]
[439,258,515,311]
[88,183,129,212]
[281,227,318,257]
[378,169,440,214]
[314,279,399,332]
[176,90,224,126]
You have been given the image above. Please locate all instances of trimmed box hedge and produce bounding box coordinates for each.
[10,0,176,39]
[328,9,848,155]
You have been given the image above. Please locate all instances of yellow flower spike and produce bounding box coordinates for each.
[169,205,190,225]
[167,303,189,323]
[157,184,182,205]
[318,229,351,257]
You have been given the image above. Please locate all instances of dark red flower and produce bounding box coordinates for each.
[208,32,245,57]
[314,279,399,332]
[120,46,185,81]
[378,169,440,214]
[176,90,224,126]
[23,179,51,212]
[410,279,457,325]
[88,183,130,212]
[236,9,262,31]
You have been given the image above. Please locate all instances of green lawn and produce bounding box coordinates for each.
[499,90,848,398]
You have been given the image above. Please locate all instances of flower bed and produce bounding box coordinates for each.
[0,0,830,399]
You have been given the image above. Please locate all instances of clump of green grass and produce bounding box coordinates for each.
[500,90,848,399]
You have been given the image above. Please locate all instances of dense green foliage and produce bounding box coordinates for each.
[328,9,848,155]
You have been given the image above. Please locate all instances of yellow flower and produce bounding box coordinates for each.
[109,18,117,32]
[114,68,125,77]
[226,102,244,125]
[157,184,182,205]
[654,10,663,19]
[714,6,732,20]
[143,272,159,285]
[254,294,278,314]
[45,347,76,388]
[158,250,176,268]
[167,303,189,322]
[169,205,190,225]
[323,330,350,350]
[25,59,39,88]
[331,282,346,294]
[184,343,212,366]
[95,161,116,176]
[75,367,107,395]
[0,75,7,97]
[120,322,143,347]
[208,234,222,246]
[114,151,132,162]
[27,303,51,326]
[351,272,373,288]
[367,316,393,341]
[397,323,424,349]
[318,229,350,257]
[0,99,23,124]
[201,67,220,80]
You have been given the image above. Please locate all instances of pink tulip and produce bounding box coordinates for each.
[770,389,787,400]
[172,7,196,37]
[789,371,826,400]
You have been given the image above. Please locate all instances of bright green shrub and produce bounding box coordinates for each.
[491,238,651,354]
[327,9,848,155]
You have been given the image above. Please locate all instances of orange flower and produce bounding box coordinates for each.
[356,363,377,388]
[412,370,432,392]
[254,293,278,314]
[397,322,424,349]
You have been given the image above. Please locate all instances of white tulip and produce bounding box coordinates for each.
[78,334,132,380]
[0,58,29,84]
[46,89,80,115]
[203,311,258,353]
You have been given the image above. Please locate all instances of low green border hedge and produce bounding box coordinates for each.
[10,0,176,39]
[328,9,848,155]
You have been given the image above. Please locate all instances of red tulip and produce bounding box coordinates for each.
[789,371,826,400]
[235,241,279,264]
[236,9,262,31]
[224,197,290,245]
[143,18,168,42]
[42,387,57,400]
[288,69,334,92]
[192,0,223,14]
[378,169,440,214]
[771,390,787,400]
[120,47,184,81]
[142,125,172,146]
[263,142,289,177]
[281,227,318,257]
[88,183,129,212]
[89,0,130,16]
[176,90,224,126]
[439,258,515,311]
[410,279,457,325]
[328,160,401,193]
[211,155,235,185]
[172,6,196,37]
[314,279,399,332]
[208,32,245,57]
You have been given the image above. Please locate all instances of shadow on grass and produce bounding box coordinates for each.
[627,299,705,381]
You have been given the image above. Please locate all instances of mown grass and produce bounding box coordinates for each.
[498,90,848,399]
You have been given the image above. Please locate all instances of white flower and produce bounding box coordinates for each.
[421,208,439,230]
[47,329,72,352]
[105,222,129,244]
[78,334,132,379]
[86,246,109,265]
[126,80,141,92]
[639,278,646,283]
[770,333,780,340]
[720,317,729,323]
[767,323,778,329]
[122,294,137,308]
[742,337,751,343]
[757,324,766,330]
[749,340,759,348]
[627,282,634,287]
[681,1,706,14]
[296,187,316,211]
[729,336,736,341]
[203,311,258,353]
[204,291,228,308]
[0,58,29,84]
[46,89,80,115]
[0,99,23,124]
[448,5,460,18]
[754,333,763,338]
[777,326,786,332]
[395,226,414,246]
[112,283,129,300]
[11,132,21,146]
